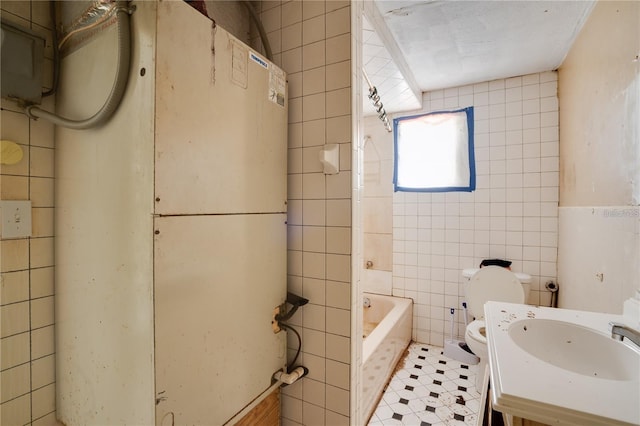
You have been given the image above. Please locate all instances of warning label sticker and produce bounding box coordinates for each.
[269,66,286,107]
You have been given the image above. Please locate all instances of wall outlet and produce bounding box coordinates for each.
[0,200,32,239]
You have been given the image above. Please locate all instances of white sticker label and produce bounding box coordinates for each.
[250,52,268,69]
[269,66,286,107]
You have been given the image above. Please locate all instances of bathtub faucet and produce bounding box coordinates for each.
[609,322,640,348]
[364,297,371,308]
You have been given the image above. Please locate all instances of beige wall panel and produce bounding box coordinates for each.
[559,1,640,206]
[55,2,287,425]
[54,1,157,424]
[557,206,639,313]
[154,214,287,425]
[155,2,287,215]
[557,1,640,312]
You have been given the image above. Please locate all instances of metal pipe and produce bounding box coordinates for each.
[42,1,59,98]
[610,322,640,348]
[25,1,133,130]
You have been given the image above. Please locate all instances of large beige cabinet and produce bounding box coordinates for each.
[55,2,287,425]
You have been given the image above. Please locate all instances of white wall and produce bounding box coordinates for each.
[365,72,561,345]
[362,123,394,274]
[557,0,640,313]
[361,116,395,296]
[558,206,639,313]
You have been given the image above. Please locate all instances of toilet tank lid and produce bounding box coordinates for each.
[462,268,532,283]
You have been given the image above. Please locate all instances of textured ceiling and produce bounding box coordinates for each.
[362,0,596,117]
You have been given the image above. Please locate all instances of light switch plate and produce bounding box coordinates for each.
[0,200,32,239]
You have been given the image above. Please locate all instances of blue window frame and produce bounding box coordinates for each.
[393,107,475,192]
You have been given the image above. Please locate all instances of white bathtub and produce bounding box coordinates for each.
[362,293,413,422]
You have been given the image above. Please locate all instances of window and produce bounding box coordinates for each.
[393,107,475,192]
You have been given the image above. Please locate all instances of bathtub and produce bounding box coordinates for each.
[362,293,413,422]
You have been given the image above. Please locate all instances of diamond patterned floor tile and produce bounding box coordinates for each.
[367,343,483,426]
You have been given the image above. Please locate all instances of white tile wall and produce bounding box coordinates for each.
[0,2,57,425]
[258,1,352,425]
[391,72,559,346]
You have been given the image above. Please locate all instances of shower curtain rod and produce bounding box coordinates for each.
[362,68,392,132]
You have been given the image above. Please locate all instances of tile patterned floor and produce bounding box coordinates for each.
[368,343,482,426]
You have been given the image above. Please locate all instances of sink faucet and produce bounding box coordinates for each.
[609,322,640,348]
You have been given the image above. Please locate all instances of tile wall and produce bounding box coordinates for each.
[362,117,394,274]
[255,1,353,425]
[0,2,57,425]
[391,72,560,345]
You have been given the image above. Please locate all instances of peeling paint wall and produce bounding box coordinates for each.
[559,1,640,207]
[558,1,640,313]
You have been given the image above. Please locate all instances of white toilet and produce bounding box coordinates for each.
[462,266,531,389]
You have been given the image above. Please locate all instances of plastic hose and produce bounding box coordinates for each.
[279,323,301,370]
[25,1,132,130]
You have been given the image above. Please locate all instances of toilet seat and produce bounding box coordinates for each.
[465,319,487,344]
[463,266,526,390]
[466,266,525,319]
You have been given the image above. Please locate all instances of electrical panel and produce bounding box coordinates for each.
[1,19,45,104]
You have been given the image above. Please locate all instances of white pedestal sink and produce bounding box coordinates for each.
[485,301,640,426]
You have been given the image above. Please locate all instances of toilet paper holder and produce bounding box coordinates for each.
[319,144,339,175]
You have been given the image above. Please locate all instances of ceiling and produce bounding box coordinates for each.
[362,0,596,117]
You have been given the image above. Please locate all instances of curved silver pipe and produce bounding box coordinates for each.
[242,1,273,61]
[42,1,59,98]
[25,1,132,130]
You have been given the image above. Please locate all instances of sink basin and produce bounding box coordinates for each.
[508,319,639,381]
[486,302,640,426]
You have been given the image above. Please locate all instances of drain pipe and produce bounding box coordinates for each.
[25,1,133,130]
[545,281,559,307]
[273,366,309,385]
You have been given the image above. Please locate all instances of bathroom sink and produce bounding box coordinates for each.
[508,318,639,381]
[485,302,640,426]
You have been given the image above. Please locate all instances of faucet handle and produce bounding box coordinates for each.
[609,321,640,347]
[609,321,624,340]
